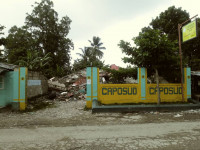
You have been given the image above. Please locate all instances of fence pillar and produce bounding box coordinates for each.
[86,67,98,108]
[138,68,146,100]
[12,67,27,110]
[184,67,191,100]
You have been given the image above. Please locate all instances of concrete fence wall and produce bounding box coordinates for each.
[0,69,48,110]
[86,67,191,108]
[27,71,48,99]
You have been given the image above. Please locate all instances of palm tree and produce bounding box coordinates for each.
[74,47,91,70]
[73,37,105,70]
[88,36,105,59]
[76,47,91,62]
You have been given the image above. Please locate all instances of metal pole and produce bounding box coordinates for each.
[178,14,198,102]
[181,15,198,26]
[178,24,184,101]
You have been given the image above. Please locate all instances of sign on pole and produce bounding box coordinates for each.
[182,19,197,43]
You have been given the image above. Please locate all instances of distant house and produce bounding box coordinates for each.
[0,63,27,110]
[191,71,200,101]
[110,64,119,70]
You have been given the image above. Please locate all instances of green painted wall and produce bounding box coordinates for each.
[0,67,27,110]
[0,74,6,106]
[0,72,14,107]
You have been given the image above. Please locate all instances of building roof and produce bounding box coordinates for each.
[0,63,18,74]
[191,71,200,76]
[110,64,119,70]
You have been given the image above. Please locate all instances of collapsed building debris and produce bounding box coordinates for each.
[48,67,152,102]
[48,69,109,102]
[48,69,87,101]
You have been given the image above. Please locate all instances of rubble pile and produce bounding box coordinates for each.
[48,68,141,101]
[48,70,87,101]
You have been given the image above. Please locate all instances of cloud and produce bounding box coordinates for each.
[57,0,172,40]
[71,1,174,67]
[173,0,200,17]
[1,0,178,68]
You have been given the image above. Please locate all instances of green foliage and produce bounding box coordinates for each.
[119,27,178,68]
[73,36,105,71]
[54,64,66,77]
[119,27,179,82]
[17,51,51,73]
[5,26,34,64]
[5,0,73,77]
[150,6,200,70]
[0,25,4,35]
[150,6,190,41]
[25,0,73,70]
[118,6,200,82]
[76,47,91,63]
[0,25,6,62]
[73,47,92,71]
[88,36,105,59]
[102,66,137,83]
[73,56,104,71]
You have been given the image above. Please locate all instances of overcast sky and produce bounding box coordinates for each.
[0,0,199,67]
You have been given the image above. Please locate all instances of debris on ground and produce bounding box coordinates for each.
[48,77,66,91]
[48,69,87,102]
[174,114,183,118]
[124,77,137,83]
[47,69,110,102]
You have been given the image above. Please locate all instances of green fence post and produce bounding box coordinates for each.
[86,67,92,108]
[12,67,27,110]
[140,68,146,100]
[19,67,27,110]
[92,67,98,101]
[86,67,98,108]
[186,67,191,99]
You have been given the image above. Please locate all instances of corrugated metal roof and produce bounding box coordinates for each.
[191,71,200,76]
[0,63,18,74]
[0,63,17,70]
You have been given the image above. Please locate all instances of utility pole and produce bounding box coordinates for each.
[178,14,198,101]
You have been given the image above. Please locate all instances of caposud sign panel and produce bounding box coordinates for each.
[98,84,139,104]
[86,67,191,108]
[146,84,183,101]
[148,86,182,95]
[98,84,183,104]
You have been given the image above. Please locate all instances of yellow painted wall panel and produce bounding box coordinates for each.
[98,84,139,104]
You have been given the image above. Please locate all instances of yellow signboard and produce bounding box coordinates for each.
[98,84,140,104]
[182,20,197,42]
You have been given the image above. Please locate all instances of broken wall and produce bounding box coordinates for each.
[27,71,48,99]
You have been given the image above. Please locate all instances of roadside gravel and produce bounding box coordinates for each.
[0,98,200,128]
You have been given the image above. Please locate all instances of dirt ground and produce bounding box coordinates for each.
[0,97,200,150]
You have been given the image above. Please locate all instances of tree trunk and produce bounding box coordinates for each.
[155,69,160,105]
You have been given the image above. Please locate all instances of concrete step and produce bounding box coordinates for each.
[92,100,200,113]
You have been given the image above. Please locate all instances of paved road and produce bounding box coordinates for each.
[0,121,200,150]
